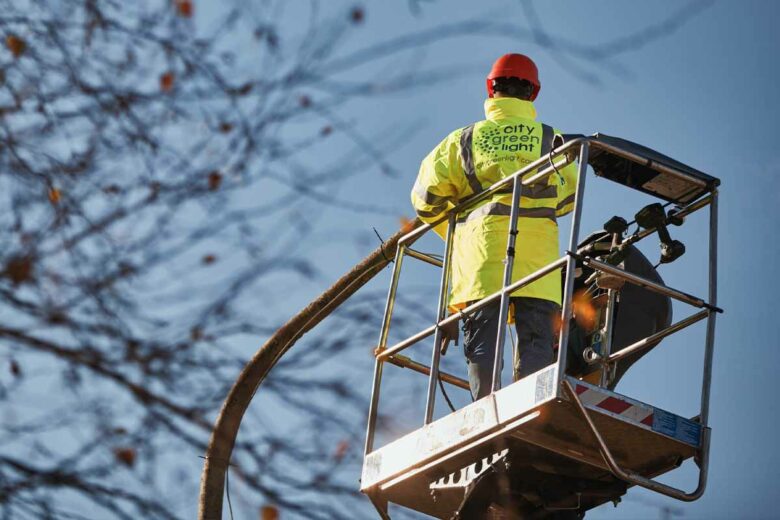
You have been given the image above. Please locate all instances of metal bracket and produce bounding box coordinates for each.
[368,491,391,520]
[562,380,709,502]
[544,492,582,512]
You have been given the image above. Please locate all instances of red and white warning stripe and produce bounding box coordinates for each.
[575,383,653,427]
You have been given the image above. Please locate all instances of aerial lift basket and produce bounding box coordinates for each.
[361,134,721,519]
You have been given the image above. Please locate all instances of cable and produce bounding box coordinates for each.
[372,227,392,264]
[225,460,234,520]
[199,455,234,520]
[438,373,457,413]
[508,323,518,381]
[548,145,563,181]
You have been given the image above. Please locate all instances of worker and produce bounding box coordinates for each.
[411,53,578,401]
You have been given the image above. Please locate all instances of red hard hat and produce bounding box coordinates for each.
[486,53,540,100]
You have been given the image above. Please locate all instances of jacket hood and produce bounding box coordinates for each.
[484,97,537,121]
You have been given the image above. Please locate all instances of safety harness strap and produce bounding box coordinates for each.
[456,122,558,225]
[495,183,558,199]
[540,123,555,173]
[459,124,483,196]
[456,202,557,225]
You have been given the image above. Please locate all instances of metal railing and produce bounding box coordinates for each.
[363,136,719,501]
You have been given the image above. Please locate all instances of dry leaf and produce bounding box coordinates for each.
[160,72,175,93]
[260,505,279,520]
[113,447,136,467]
[350,7,365,24]
[5,256,34,285]
[333,439,349,462]
[175,0,193,18]
[207,171,222,191]
[572,289,597,331]
[190,327,203,341]
[48,188,61,205]
[5,34,26,58]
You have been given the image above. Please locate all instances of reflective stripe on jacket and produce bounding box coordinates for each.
[411,97,577,308]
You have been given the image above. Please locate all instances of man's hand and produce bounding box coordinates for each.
[439,319,460,356]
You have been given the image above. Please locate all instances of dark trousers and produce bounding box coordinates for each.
[463,297,561,401]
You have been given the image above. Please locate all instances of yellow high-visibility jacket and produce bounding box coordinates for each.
[411,97,577,309]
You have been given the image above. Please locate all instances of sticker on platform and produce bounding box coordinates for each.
[675,418,702,446]
[534,368,554,403]
[652,408,702,446]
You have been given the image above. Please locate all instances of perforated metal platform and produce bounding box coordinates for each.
[361,369,701,518]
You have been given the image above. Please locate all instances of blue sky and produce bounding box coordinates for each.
[283,1,779,518]
[5,1,779,519]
